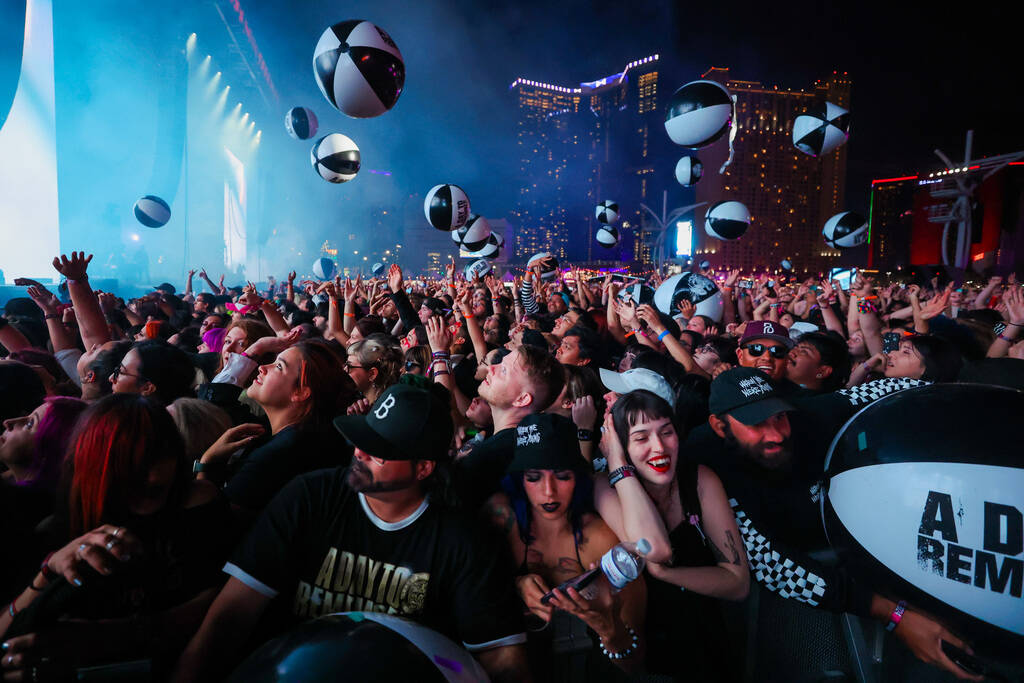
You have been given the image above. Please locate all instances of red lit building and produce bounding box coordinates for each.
[869,158,1024,274]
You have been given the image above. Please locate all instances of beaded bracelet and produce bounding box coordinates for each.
[599,624,639,660]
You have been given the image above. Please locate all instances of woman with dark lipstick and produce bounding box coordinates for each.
[485,413,645,681]
[595,389,749,681]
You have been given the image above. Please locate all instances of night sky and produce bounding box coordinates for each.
[242,0,1020,216]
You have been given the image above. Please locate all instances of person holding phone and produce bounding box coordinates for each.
[485,413,646,680]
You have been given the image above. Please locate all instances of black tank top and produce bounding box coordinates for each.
[644,462,739,682]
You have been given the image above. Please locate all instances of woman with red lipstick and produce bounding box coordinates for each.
[486,413,645,680]
[596,390,749,681]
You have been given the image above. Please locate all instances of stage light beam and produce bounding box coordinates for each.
[185,33,197,58]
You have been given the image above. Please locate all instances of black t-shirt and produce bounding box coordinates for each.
[452,428,517,510]
[226,467,525,651]
[223,425,350,512]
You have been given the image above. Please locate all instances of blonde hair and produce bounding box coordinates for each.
[169,398,233,462]
[347,335,403,392]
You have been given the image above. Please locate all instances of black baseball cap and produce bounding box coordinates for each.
[153,282,176,294]
[506,413,588,473]
[332,384,454,461]
[421,297,446,317]
[709,367,793,426]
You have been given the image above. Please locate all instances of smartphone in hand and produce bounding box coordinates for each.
[539,567,601,605]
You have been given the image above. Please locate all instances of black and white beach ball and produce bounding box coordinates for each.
[311,134,361,183]
[227,612,487,683]
[595,200,619,225]
[134,195,171,228]
[285,106,318,140]
[664,80,733,148]
[372,262,386,277]
[424,184,470,231]
[704,201,751,240]
[780,259,793,271]
[527,252,559,281]
[596,226,619,248]
[793,101,850,157]
[822,211,867,248]
[653,272,724,321]
[313,20,405,119]
[675,155,704,187]
[823,384,1024,670]
[451,214,491,252]
[465,259,492,280]
[467,233,500,259]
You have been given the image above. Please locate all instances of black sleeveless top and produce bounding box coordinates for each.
[644,462,739,682]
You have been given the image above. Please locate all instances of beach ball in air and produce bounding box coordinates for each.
[424,184,471,231]
[134,195,171,228]
[793,101,850,157]
[704,201,751,241]
[664,80,733,149]
[311,134,361,183]
[451,214,491,252]
[595,200,619,225]
[285,106,318,140]
[596,226,619,248]
[822,211,867,248]
[675,155,703,187]
[313,20,405,118]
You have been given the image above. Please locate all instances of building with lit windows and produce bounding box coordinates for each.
[695,68,851,274]
[509,55,671,263]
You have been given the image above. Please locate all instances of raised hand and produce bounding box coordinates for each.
[199,267,209,280]
[445,258,456,282]
[425,316,452,353]
[246,327,302,356]
[26,285,59,315]
[388,263,404,294]
[636,304,664,333]
[187,269,197,278]
[571,395,597,431]
[1003,285,1024,325]
[676,298,696,320]
[52,251,93,281]
[921,289,951,320]
[724,269,741,287]
[287,270,297,283]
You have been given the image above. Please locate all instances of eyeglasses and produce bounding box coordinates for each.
[405,361,422,371]
[112,365,146,381]
[696,344,721,359]
[344,361,364,371]
[741,343,790,359]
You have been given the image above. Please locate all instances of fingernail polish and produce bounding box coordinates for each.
[72,578,82,587]
[1,642,8,652]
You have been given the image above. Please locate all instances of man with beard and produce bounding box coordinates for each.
[173,383,530,682]
[693,368,978,680]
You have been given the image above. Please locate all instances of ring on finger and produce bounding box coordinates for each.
[112,527,124,538]
[77,543,88,557]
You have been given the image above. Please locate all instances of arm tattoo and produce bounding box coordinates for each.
[708,530,742,566]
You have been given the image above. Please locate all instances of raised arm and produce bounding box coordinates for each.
[184,269,196,298]
[25,284,76,352]
[593,412,673,564]
[987,285,1024,357]
[815,281,845,336]
[51,252,110,350]
[972,276,1002,310]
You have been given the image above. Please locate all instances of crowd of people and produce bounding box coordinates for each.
[1,249,1021,682]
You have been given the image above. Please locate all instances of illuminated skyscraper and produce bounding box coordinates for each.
[695,68,851,274]
[510,55,668,262]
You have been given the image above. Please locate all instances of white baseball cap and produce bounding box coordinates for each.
[599,368,676,408]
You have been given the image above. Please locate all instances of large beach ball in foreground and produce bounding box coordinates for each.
[134,195,171,228]
[424,184,471,231]
[465,259,492,280]
[311,134,361,183]
[664,80,732,149]
[313,20,405,119]
[793,101,849,157]
[285,106,318,140]
[823,384,1024,674]
[654,272,724,321]
[704,200,751,241]
[227,612,488,682]
[822,211,867,248]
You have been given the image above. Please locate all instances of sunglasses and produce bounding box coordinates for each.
[405,361,422,371]
[741,343,789,359]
